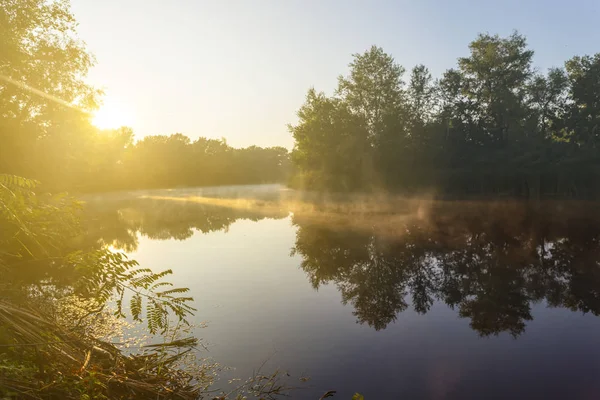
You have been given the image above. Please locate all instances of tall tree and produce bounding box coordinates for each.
[407,64,436,127]
[336,46,407,139]
[564,54,600,146]
[0,0,99,178]
[526,68,568,140]
[455,32,534,144]
[337,46,409,187]
[289,88,369,190]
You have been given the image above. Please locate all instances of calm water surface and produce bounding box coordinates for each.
[84,185,600,399]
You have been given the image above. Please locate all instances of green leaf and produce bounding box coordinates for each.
[130,294,143,321]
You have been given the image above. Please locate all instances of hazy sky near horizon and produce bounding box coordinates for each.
[70,0,600,149]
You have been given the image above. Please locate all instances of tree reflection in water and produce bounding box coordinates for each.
[291,201,600,336]
[82,194,600,338]
[79,189,289,252]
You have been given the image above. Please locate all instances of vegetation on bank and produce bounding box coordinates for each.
[290,33,600,198]
[0,174,203,398]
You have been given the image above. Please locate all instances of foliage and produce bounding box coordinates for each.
[289,89,369,191]
[0,299,212,399]
[0,173,194,334]
[290,32,600,198]
[117,135,290,192]
[0,0,99,182]
[69,249,196,334]
[0,173,207,398]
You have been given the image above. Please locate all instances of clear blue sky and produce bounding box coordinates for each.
[70,0,600,149]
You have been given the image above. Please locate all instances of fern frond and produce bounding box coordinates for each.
[0,174,40,189]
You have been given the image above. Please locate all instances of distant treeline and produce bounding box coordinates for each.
[2,125,290,192]
[290,32,600,198]
[62,131,289,192]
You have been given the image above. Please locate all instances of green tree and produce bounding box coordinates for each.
[0,0,99,179]
[526,68,568,139]
[563,54,600,146]
[337,46,406,138]
[407,64,436,128]
[456,32,534,144]
[289,88,369,190]
[337,46,409,188]
[290,31,600,197]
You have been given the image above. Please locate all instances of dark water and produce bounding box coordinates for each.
[83,185,600,400]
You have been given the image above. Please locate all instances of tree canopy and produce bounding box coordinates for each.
[290,32,600,198]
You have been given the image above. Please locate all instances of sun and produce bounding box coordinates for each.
[92,98,134,130]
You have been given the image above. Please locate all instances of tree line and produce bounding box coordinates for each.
[290,32,600,198]
[3,124,290,193]
[60,129,290,192]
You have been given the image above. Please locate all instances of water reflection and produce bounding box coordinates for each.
[291,201,600,336]
[81,192,600,338]
[80,187,289,251]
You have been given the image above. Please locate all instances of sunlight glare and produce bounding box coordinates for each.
[92,98,134,129]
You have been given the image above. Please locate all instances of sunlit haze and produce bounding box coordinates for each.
[70,0,600,148]
[92,95,136,130]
